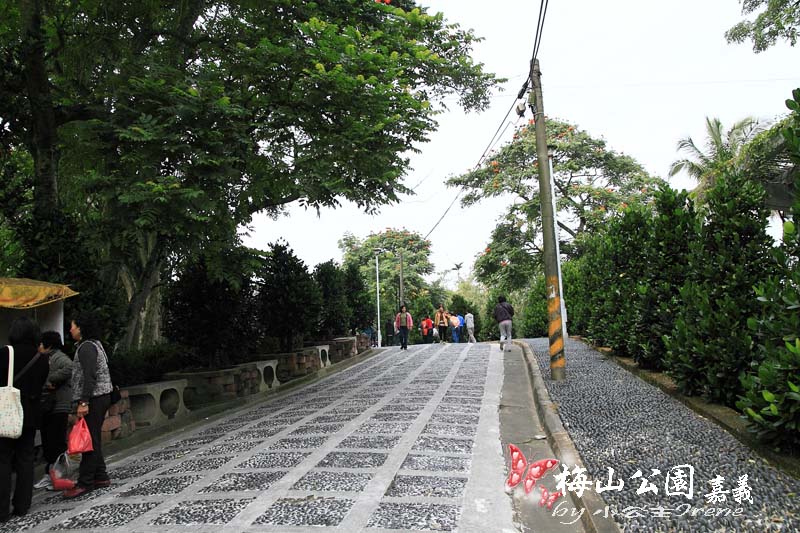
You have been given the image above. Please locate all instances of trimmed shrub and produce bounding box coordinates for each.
[665,172,775,406]
[520,274,548,338]
[629,186,697,369]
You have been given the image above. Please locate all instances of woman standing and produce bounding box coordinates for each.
[433,304,449,344]
[63,314,112,498]
[394,305,413,351]
[0,317,48,522]
[34,331,73,490]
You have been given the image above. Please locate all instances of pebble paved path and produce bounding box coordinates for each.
[527,338,800,533]
[2,343,518,533]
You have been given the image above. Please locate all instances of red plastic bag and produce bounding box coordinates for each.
[67,418,94,455]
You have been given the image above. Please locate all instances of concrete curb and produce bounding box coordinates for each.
[515,340,621,533]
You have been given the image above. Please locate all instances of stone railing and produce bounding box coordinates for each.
[123,379,190,429]
[100,389,134,444]
[101,342,368,443]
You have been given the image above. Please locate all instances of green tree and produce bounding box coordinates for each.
[343,262,375,334]
[257,242,322,352]
[314,261,351,339]
[0,219,22,277]
[726,0,800,52]
[737,89,800,449]
[450,118,661,291]
[665,173,775,406]
[164,253,259,369]
[668,117,763,202]
[341,228,434,309]
[629,186,697,370]
[520,274,548,338]
[0,0,501,350]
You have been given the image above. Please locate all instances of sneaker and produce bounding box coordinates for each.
[34,474,52,490]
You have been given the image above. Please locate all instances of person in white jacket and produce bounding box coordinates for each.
[465,312,477,343]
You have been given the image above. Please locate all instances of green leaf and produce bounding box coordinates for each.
[762,390,776,402]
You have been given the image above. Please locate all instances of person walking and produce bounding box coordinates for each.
[457,314,465,343]
[34,331,73,491]
[394,305,413,351]
[493,296,515,351]
[465,311,477,343]
[63,314,113,498]
[0,317,49,522]
[421,315,434,344]
[449,313,460,343]
[434,304,448,343]
[384,317,395,347]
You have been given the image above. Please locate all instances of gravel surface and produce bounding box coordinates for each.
[527,337,800,532]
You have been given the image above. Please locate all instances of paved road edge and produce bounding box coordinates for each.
[515,340,621,533]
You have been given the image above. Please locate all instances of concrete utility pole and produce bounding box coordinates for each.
[528,58,566,380]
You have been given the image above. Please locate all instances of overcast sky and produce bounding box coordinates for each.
[242,0,799,286]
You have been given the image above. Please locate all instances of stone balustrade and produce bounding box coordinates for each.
[123,379,189,429]
[99,343,366,445]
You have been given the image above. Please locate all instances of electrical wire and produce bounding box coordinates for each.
[423,0,552,241]
[422,90,523,240]
[533,0,549,61]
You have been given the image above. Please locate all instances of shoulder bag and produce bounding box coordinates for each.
[0,345,42,439]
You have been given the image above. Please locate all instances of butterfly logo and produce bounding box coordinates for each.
[538,485,564,510]
[506,443,560,497]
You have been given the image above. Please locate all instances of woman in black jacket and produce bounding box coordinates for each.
[0,317,49,522]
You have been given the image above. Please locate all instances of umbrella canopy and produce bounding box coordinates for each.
[0,278,79,309]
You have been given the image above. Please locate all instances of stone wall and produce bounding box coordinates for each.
[164,364,262,410]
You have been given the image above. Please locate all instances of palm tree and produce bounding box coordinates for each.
[669,117,764,201]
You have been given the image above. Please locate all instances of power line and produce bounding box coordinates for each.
[424,0,552,241]
[532,0,549,61]
[423,89,524,240]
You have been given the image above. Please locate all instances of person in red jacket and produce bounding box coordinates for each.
[394,305,413,350]
[420,315,434,343]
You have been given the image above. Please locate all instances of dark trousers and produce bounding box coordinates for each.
[78,394,111,487]
[0,426,36,519]
[41,411,69,467]
[438,326,447,342]
[398,326,409,349]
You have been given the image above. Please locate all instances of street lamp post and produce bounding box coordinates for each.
[374,249,384,347]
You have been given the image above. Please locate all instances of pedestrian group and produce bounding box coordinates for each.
[1,312,115,523]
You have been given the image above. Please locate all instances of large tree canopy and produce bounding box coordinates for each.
[726,0,800,52]
[0,0,500,349]
[448,118,662,290]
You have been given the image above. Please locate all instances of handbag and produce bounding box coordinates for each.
[67,417,94,454]
[0,345,23,439]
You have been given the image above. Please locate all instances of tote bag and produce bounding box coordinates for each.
[0,345,24,439]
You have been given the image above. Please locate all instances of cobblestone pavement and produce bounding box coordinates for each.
[4,343,521,533]
[527,338,800,533]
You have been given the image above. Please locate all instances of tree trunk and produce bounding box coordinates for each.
[19,0,59,218]
[119,242,164,352]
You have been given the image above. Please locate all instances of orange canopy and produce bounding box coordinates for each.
[0,278,79,309]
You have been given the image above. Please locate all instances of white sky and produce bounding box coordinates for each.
[242,0,799,286]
